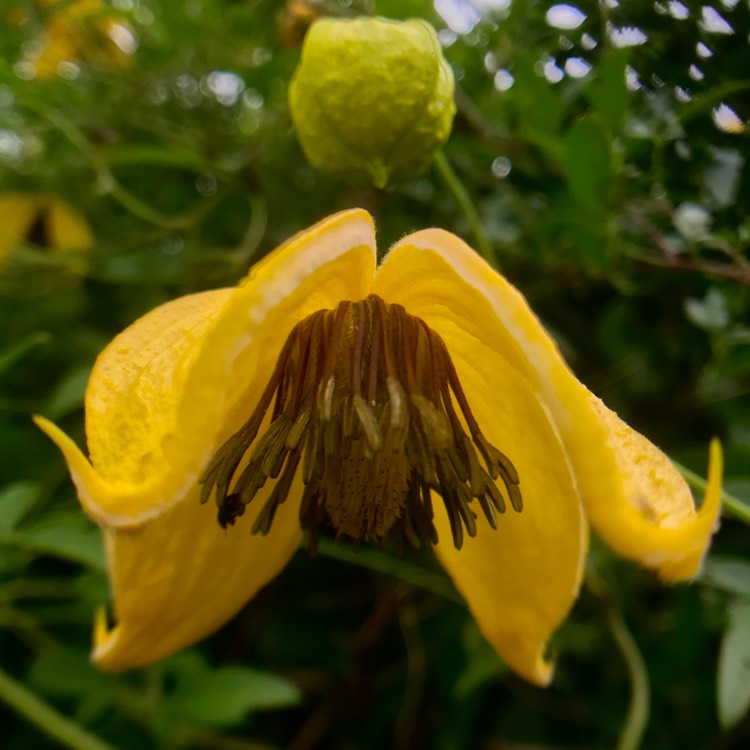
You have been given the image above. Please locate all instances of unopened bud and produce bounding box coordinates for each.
[289,17,455,188]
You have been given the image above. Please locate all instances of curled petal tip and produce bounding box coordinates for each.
[658,438,723,582]
[91,607,118,670]
[517,650,555,688]
[695,436,723,545]
[33,414,163,529]
[33,415,109,523]
[535,658,555,688]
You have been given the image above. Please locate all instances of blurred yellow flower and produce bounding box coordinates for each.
[24,0,136,78]
[36,210,721,685]
[0,193,93,261]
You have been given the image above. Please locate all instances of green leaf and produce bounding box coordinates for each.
[165,664,302,728]
[587,49,629,130]
[173,667,301,726]
[29,647,116,700]
[15,511,105,571]
[543,190,610,270]
[717,601,750,729]
[0,481,41,531]
[702,557,750,597]
[28,647,117,724]
[510,57,565,138]
[562,118,614,209]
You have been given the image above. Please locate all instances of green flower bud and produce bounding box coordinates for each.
[289,16,455,188]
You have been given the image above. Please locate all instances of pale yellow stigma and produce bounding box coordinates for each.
[200,295,522,551]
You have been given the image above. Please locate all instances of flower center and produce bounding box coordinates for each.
[200,294,521,551]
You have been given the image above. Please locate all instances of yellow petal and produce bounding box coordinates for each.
[32,25,80,78]
[36,209,377,668]
[36,289,303,670]
[378,270,587,686]
[0,195,39,259]
[40,208,376,528]
[375,230,719,580]
[165,207,376,516]
[91,478,304,670]
[37,289,234,525]
[30,0,130,77]
[46,197,93,250]
[586,399,722,580]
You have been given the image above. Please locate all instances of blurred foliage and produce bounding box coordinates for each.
[1,0,749,748]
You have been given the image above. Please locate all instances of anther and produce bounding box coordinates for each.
[200,294,523,549]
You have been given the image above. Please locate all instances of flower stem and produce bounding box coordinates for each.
[0,667,117,750]
[433,150,493,262]
[673,461,750,525]
[608,609,650,750]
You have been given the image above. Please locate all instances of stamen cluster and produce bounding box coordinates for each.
[200,295,521,550]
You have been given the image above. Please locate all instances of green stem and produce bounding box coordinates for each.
[433,150,493,262]
[679,80,750,124]
[232,193,268,265]
[314,538,462,603]
[0,667,117,750]
[673,461,750,525]
[0,332,52,377]
[608,609,650,750]
[104,178,211,230]
[30,101,223,230]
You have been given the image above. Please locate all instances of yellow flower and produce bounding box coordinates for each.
[35,210,721,686]
[0,193,93,262]
[25,0,135,78]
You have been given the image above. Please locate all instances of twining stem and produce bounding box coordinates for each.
[0,332,52,377]
[673,461,750,526]
[433,150,493,262]
[0,667,117,750]
[679,80,750,124]
[27,100,224,231]
[607,609,650,750]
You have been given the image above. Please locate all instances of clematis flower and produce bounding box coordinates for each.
[20,0,136,78]
[0,193,92,263]
[36,210,721,686]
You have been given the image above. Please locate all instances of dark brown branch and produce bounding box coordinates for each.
[632,254,750,286]
[626,207,750,286]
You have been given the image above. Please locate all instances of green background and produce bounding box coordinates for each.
[1,1,749,748]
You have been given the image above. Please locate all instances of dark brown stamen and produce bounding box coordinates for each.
[200,295,522,550]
